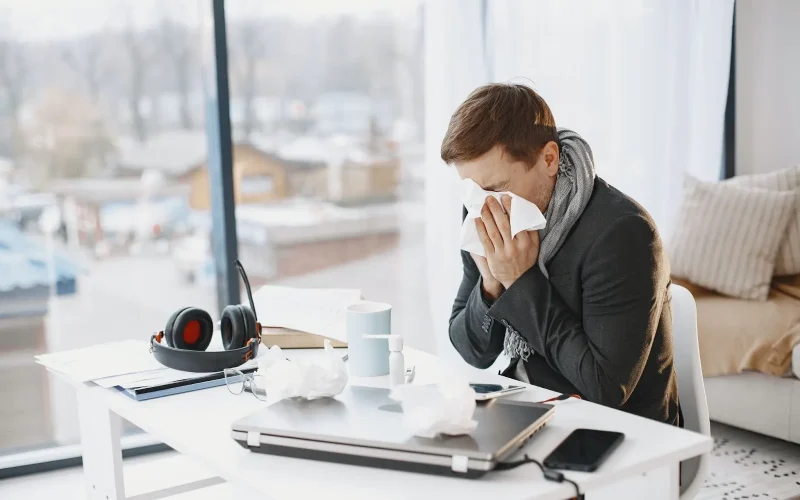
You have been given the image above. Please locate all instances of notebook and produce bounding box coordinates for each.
[118,367,257,401]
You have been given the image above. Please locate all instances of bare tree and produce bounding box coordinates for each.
[323,17,365,92]
[0,37,27,158]
[24,88,115,188]
[231,19,266,139]
[121,21,152,141]
[364,18,396,99]
[62,33,106,104]
[61,33,117,175]
[158,17,195,130]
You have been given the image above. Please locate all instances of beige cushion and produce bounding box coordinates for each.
[726,165,800,275]
[672,277,800,377]
[669,177,795,300]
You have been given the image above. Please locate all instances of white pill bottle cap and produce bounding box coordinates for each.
[388,335,403,352]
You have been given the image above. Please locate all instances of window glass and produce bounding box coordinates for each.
[224,2,430,346]
[0,0,215,455]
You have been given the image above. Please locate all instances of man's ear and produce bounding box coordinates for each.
[542,141,560,177]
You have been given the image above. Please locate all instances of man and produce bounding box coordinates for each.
[443,83,680,426]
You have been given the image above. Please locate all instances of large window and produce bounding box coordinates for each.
[0,0,427,464]
[0,0,210,460]
[221,3,430,346]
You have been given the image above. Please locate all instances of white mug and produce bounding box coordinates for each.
[345,301,391,377]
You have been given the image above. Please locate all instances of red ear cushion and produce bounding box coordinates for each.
[183,320,202,345]
[172,308,214,351]
[164,307,191,348]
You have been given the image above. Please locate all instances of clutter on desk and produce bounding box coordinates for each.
[390,378,478,438]
[346,301,392,376]
[253,285,362,346]
[36,339,261,400]
[36,340,165,382]
[260,326,346,349]
[150,260,262,373]
[364,334,405,385]
[404,365,416,384]
[224,368,268,401]
[257,339,347,402]
[119,366,258,401]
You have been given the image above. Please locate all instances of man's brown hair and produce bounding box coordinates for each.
[440,83,558,168]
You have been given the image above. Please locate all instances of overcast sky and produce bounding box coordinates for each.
[1,0,419,42]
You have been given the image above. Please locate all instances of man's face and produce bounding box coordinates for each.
[454,143,560,212]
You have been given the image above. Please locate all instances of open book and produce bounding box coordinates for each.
[252,286,363,348]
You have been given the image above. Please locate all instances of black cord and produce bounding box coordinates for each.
[562,478,581,500]
[234,260,257,322]
[496,454,581,499]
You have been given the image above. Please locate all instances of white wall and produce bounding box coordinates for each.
[736,0,800,175]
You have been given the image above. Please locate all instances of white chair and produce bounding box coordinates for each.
[670,284,711,500]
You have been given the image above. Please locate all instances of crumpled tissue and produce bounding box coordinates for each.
[460,178,547,257]
[389,379,478,438]
[256,339,347,402]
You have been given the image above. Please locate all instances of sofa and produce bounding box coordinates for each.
[666,165,800,444]
[673,276,800,444]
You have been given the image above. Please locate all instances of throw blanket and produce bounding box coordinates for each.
[674,276,800,377]
[503,128,597,361]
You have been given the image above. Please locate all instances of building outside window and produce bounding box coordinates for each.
[0,0,427,464]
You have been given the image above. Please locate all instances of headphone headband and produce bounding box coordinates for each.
[150,330,260,373]
[235,259,258,323]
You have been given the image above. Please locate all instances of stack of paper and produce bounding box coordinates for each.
[253,286,362,345]
[92,358,259,390]
[35,340,162,383]
[36,339,261,399]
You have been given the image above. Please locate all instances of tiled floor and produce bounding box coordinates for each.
[1,423,799,499]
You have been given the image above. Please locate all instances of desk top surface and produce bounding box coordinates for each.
[66,348,711,500]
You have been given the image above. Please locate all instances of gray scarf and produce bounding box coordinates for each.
[502,128,597,361]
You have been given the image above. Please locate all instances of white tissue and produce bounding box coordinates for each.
[256,339,348,402]
[389,379,478,438]
[460,178,547,257]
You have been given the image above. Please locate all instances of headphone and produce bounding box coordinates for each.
[149,260,262,373]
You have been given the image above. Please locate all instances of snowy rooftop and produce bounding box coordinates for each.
[115,131,385,176]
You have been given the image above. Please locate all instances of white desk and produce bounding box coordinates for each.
[57,348,711,500]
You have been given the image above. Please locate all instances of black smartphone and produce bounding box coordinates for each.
[543,428,624,472]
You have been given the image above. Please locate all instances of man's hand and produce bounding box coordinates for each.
[475,195,540,289]
[470,253,504,301]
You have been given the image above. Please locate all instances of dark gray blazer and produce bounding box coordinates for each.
[449,177,680,425]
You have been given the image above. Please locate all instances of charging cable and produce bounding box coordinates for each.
[495,454,581,499]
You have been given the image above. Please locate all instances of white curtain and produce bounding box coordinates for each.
[488,0,735,236]
[423,0,734,362]
[423,0,488,363]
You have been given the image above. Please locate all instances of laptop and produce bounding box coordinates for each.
[231,386,554,478]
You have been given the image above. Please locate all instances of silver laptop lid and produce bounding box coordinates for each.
[231,386,554,460]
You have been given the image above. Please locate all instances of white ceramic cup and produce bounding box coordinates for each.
[346,301,391,377]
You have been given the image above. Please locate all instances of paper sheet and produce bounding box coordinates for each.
[253,286,362,343]
[35,340,162,382]
[38,337,261,388]
[95,357,261,390]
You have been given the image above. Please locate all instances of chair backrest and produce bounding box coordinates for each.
[669,284,710,499]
